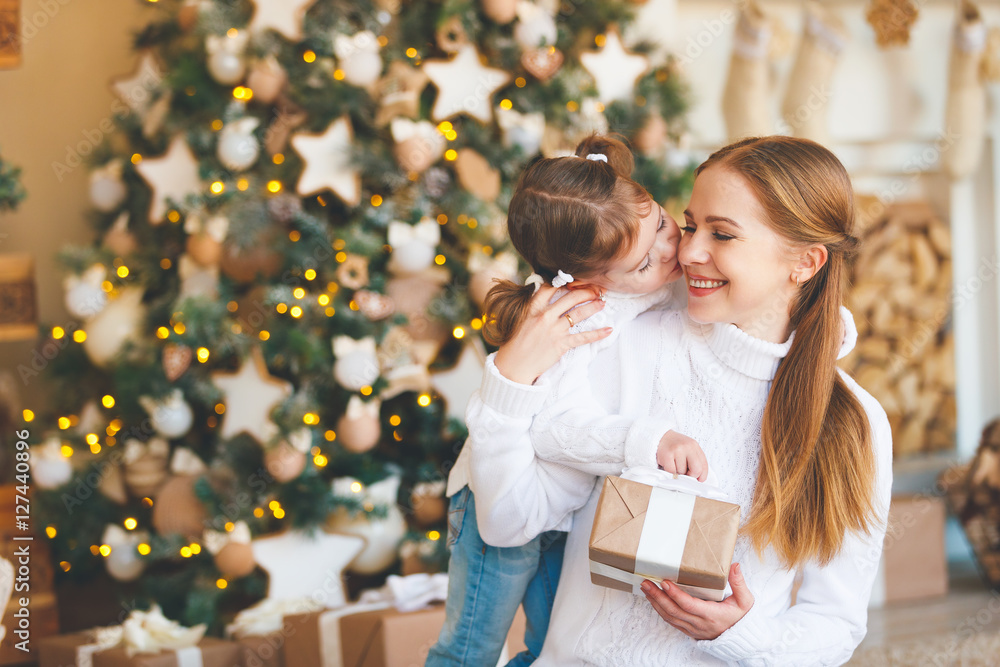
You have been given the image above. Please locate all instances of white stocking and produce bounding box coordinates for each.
[943,2,988,181]
[781,2,848,145]
[722,2,773,141]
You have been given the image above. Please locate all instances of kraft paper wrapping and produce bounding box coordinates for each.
[589,474,740,601]
[39,635,240,667]
[284,603,446,667]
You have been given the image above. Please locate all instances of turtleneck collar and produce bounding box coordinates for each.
[694,317,794,381]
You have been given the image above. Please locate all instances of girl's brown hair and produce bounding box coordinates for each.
[483,135,652,346]
[697,136,876,568]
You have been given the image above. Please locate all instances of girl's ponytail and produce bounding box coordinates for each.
[574,133,635,179]
[482,279,537,346]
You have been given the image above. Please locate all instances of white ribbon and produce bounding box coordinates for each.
[585,153,608,163]
[332,335,378,359]
[387,218,441,248]
[77,605,206,662]
[551,270,574,288]
[344,395,381,420]
[203,520,251,556]
[170,447,207,475]
[333,30,379,60]
[183,210,230,243]
[358,573,450,613]
[123,437,169,466]
[524,273,544,294]
[619,466,728,501]
[205,30,248,55]
[316,601,394,667]
[225,596,323,638]
[468,249,519,276]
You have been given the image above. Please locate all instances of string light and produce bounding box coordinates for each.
[318,294,330,306]
[371,194,383,206]
[138,543,151,555]
[85,433,99,446]
[303,412,319,425]
[333,69,345,80]
[197,347,210,363]
[406,47,417,58]
[350,482,363,493]
[217,579,228,589]
[389,415,401,426]
[99,545,111,557]
[173,323,186,335]
[156,327,169,339]
[499,99,513,110]
[290,306,303,318]
[22,409,34,422]
[276,303,288,314]
[253,508,265,518]
[215,403,225,415]
[444,149,457,161]
[102,395,115,408]
[60,562,71,572]
[267,180,282,193]
[417,393,432,407]
[325,430,336,441]
[167,210,181,223]
[52,326,65,339]
[73,330,87,343]
[304,269,317,281]
[313,454,328,467]
[180,546,192,558]
[45,526,56,538]
[293,287,306,299]
[225,522,235,532]
[131,153,142,164]
[58,417,71,430]
[210,181,225,194]
[258,330,270,341]
[303,50,316,63]
[160,258,172,269]
[124,518,137,530]
[427,530,441,541]
[360,386,373,396]
[289,230,301,242]
[273,153,284,165]
[434,254,446,265]
[515,77,526,87]
[274,508,285,519]
[453,327,465,339]
[237,178,249,191]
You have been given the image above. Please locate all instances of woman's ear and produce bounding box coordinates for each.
[796,244,829,283]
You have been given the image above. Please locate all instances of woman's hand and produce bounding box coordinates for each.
[656,431,709,482]
[641,563,754,641]
[493,284,611,385]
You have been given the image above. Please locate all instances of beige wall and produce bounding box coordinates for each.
[0,0,147,410]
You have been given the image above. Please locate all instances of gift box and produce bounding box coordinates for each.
[232,606,320,667]
[284,602,446,667]
[868,495,948,607]
[589,468,741,601]
[38,634,241,667]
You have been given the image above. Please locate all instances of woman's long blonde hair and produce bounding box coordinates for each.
[698,136,877,568]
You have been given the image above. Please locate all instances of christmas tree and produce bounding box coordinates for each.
[25,0,691,631]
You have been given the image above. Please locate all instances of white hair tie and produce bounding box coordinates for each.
[524,273,544,294]
[586,153,608,163]
[551,270,574,288]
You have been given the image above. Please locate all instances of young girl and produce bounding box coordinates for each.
[425,135,689,666]
[467,136,891,666]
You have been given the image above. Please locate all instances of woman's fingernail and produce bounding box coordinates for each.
[640,581,651,593]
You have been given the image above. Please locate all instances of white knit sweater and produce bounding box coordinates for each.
[467,309,893,666]
[445,283,680,535]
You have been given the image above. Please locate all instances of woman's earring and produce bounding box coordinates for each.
[795,276,800,288]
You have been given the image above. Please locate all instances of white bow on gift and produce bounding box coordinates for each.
[226,596,323,638]
[332,335,378,360]
[357,573,450,613]
[203,520,251,556]
[183,210,230,242]
[619,466,728,501]
[120,605,206,656]
[387,218,441,248]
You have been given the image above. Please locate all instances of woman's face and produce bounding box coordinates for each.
[588,201,683,294]
[679,166,800,342]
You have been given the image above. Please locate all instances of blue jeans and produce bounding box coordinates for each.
[425,486,567,667]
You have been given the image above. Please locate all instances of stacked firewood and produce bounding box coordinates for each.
[840,197,955,455]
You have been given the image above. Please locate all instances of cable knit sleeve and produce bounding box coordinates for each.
[528,311,678,475]
[695,374,894,666]
[466,355,598,547]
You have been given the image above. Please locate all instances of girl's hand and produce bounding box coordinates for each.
[493,284,611,385]
[656,431,709,482]
[641,563,754,641]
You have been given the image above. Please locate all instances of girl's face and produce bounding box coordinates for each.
[587,201,683,294]
[679,166,799,343]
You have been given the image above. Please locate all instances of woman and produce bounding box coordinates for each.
[466,136,893,665]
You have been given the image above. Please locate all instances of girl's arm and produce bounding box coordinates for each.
[466,356,600,547]
[663,376,893,667]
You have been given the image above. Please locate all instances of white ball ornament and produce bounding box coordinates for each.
[514,4,557,50]
[89,161,127,212]
[334,31,382,89]
[387,219,440,275]
[332,336,380,391]
[30,437,73,490]
[336,397,381,453]
[208,50,246,85]
[206,31,249,85]
[328,475,406,574]
[83,287,146,367]
[102,525,148,582]
[139,389,194,439]
[64,279,108,320]
[217,118,261,171]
